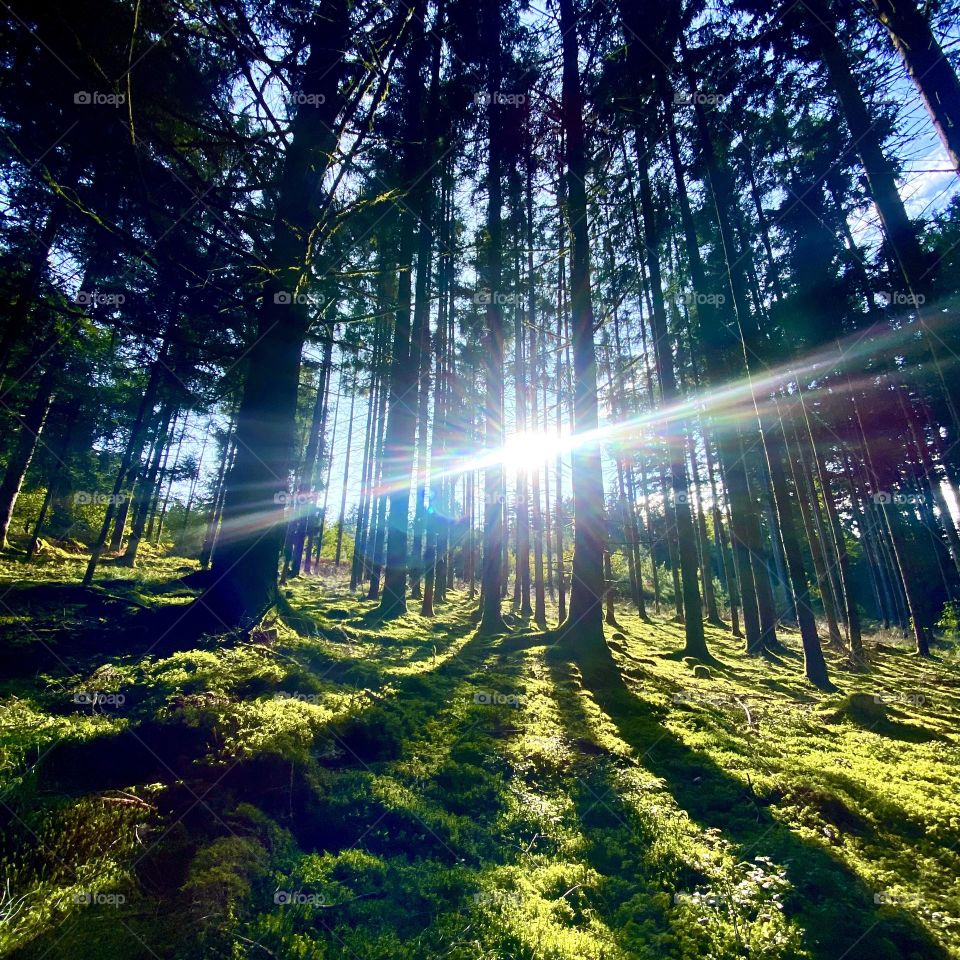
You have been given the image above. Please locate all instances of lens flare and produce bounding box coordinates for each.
[501,430,564,475]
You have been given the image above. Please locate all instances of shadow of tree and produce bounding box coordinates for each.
[554,641,950,960]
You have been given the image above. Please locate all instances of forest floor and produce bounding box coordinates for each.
[1,551,959,959]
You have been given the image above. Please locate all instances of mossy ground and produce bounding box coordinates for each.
[1,551,959,958]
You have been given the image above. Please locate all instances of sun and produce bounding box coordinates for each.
[501,430,562,475]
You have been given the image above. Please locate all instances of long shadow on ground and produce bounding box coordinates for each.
[549,641,949,960]
[8,622,510,960]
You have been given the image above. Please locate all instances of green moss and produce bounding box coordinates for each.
[1,560,958,959]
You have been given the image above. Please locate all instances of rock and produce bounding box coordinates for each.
[825,692,888,725]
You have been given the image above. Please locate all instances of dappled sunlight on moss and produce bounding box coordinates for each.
[2,561,959,957]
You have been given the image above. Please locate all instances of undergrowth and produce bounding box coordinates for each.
[1,555,958,958]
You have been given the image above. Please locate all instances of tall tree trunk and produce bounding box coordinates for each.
[351,315,386,589]
[409,223,436,602]
[26,412,75,562]
[558,0,605,650]
[523,140,547,626]
[379,4,439,618]
[0,370,56,548]
[200,2,350,627]
[374,193,418,614]
[514,274,532,617]
[800,379,864,657]
[804,0,960,471]
[554,201,567,625]
[334,364,358,566]
[291,334,334,576]
[766,409,832,687]
[704,427,741,636]
[366,348,391,600]
[199,417,234,570]
[84,342,168,585]
[663,84,767,651]
[635,135,707,657]
[435,172,455,605]
[478,0,508,634]
[151,410,186,543]
[677,54,781,654]
[848,382,931,653]
[122,398,176,566]
[311,358,342,570]
[870,0,960,175]
[686,434,722,626]
[0,200,63,391]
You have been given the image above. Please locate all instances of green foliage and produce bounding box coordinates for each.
[936,601,960,638]
[319,522,354,564]
[1,560,958,959]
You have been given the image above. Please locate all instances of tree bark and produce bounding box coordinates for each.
[478,0,508,634]
[558,0,606,651]
[0,370,56,548]
[635,135,707,656]
[379,3,438,618]
[199,0,350,628]
[870,0,960,175]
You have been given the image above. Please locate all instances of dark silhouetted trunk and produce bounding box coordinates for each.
[870,0,960,175]
[199,0,350,628]
[558,0,605,651]
[0,370,56,548]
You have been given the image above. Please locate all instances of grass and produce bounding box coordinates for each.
[0,550,958,958]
